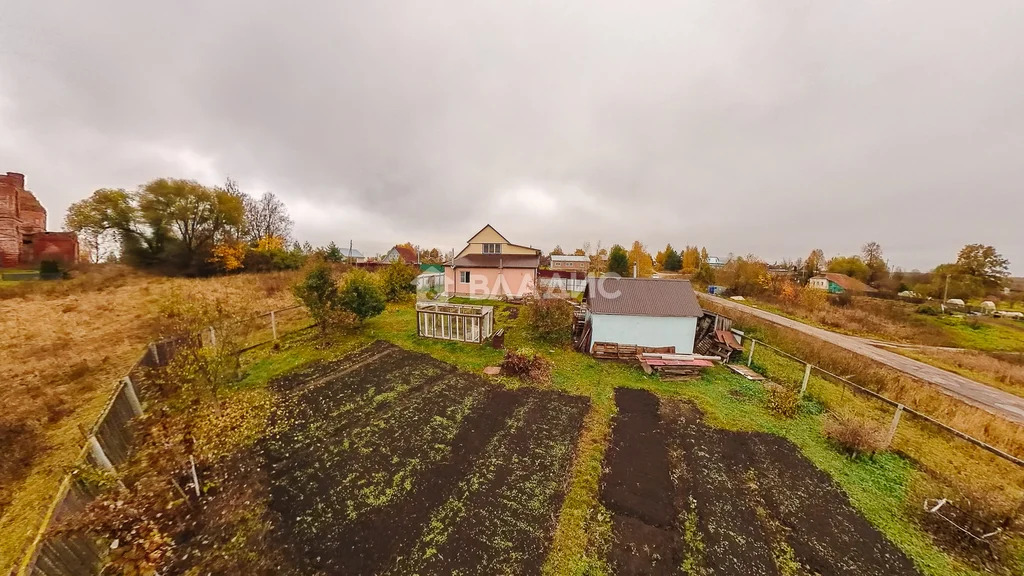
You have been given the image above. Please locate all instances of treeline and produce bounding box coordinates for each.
[715,242,1014,302]
[66,178,342,275]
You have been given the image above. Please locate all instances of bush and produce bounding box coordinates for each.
[828,291,853,307]
[338,269,386,321]
[524,296,574,345]
[764,383,800,418]
[379,260,418,302]
[917,304,941,316]
[823,413,887,456]
[293,260,342,332]
[39,260,61,275]
[500,347,550,382]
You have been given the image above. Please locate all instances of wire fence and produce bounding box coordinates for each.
[742,335,1024,469]
[15,305,314,576]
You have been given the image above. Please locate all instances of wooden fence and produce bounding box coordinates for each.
[14,305,314,576]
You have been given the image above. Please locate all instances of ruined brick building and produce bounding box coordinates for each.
[0,172,79,268]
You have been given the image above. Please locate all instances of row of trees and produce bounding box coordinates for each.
[65,178,297,274]
[715,242,1013,302]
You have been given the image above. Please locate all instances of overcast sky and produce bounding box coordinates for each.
[1,1,1021,272]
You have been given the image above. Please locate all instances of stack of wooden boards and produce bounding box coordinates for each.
[591,342,675,360]
[638,352,721,381]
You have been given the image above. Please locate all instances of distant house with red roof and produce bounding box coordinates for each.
[809,273,877,294]
[383,244,418,265]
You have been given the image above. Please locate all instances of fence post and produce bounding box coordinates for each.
[208,326,217,348]
[747,340,756,367]
[800,363,812,396]
[885,404,904,448]
[271,310,278,340]
[122,377,144,417]
[149,342,160,366]
[88,436,117,474]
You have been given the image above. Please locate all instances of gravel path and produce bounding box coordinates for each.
[700,294,1024,425]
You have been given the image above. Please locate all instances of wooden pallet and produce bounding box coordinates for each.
[592,342,674,360]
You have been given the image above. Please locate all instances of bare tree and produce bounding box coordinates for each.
[242,189,294,243]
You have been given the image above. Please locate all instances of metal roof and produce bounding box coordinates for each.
[550,254,590,262]
[452,253,540,268]
[585,277,703,318]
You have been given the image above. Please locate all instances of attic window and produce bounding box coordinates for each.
[483,243,501,254]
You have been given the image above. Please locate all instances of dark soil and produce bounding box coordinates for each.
[600,389,919,576]
[261,341,589,575]
[601,388,678,575]
[661,398,920,576]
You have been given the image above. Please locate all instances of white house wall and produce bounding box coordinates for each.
[589,314,697,354]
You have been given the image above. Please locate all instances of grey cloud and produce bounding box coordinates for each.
[1,0,1021,268]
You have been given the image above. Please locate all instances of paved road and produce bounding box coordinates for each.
[699,294,1024,426]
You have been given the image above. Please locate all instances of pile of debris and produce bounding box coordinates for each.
[694,312,744,362]
[639,352,721,381]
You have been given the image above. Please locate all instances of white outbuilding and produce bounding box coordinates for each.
[583,277,703,354]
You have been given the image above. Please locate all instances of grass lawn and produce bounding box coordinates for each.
[922,314,1024,352]
[229,299,1016,576]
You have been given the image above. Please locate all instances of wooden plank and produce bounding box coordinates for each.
[726,364,766,381]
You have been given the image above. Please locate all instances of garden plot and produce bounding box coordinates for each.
[262,341,589,575]
[601,388,920,576]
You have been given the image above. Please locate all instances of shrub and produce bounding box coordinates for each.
[39,260,61,275]
[917,304,941,316]
[293,260,342,332]
[798,286,828,311]
[828,291,853,307]
[764,383,800,418]
[500,347,550,382]
[379,260,418,302]
[524,296,574,345]
[338,269,387,321]
[823,413,887,456]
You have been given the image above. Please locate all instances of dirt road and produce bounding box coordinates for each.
[699,294,1024,426]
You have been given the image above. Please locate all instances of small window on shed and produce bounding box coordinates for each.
[460,270,470,283]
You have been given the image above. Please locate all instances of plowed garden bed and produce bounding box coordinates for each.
[260,341,589,574]
[601,388,920,576]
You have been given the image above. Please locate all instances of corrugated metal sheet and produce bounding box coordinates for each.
[586,277,702,318]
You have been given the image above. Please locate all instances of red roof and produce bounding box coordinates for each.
[392,244,418,264]
[820,273,877,292]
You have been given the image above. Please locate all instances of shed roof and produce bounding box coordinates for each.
[452,253,540,268]
[586,277,703,318]
[551,254,589,262]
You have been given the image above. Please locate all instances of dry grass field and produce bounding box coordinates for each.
[0,265,298,570]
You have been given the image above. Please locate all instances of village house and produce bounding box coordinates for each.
[383,244,418,265]
[549,254,590,273]
[0,172,79,268]
[583,277,703,354]
[808,272,877,294]
[339,247,367,263]
[445,224,540,298]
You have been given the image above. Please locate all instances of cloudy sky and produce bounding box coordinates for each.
[1,1,1021,272]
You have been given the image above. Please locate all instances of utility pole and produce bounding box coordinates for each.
[349,239,354,265]
[943,274,950,303]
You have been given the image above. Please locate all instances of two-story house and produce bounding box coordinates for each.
[445,225,540,298]
[549,254,590,273]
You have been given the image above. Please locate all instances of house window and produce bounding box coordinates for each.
[460,270,470,283]
[483,243,501,254]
